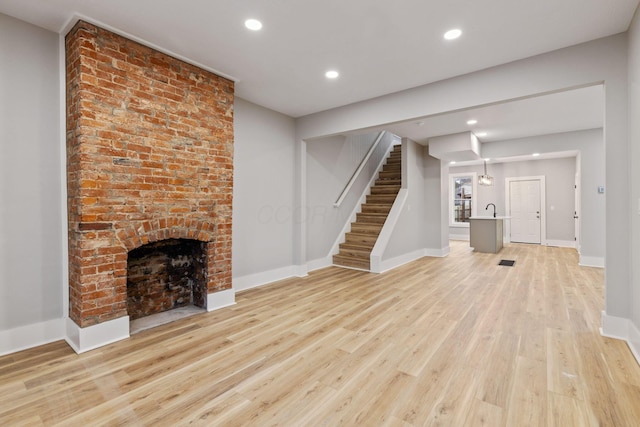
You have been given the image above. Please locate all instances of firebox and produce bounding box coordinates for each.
[127,239,207,320]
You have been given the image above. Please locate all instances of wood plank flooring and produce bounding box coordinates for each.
[2,242,640,426]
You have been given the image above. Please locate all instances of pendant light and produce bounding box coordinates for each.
[478,160,494,186]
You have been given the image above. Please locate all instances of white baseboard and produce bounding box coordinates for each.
[292,264,308,278]
[546,240,576,248]
[629,320,640,365]
[3,289,236,356]
[65,316,129,354]
[207,288,236,310]
[372,246,450,274]
[307,256,333,272]
[449,235,470,241]
[601,311,640,366]
[233,265,300,292]
[377,248,426,273]
[579,255,605,268]
[0,318,65,356]
[424,246,450,258]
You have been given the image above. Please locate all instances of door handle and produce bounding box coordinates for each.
[574,216,579,219]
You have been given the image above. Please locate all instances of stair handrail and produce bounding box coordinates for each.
[334,131,386,208]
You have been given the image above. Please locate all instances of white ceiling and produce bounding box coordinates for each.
[0,0,635,143]
[357,85,604,144]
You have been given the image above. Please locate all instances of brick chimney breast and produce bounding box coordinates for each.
[65,21,233,327]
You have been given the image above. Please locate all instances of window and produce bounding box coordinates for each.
[449,172,477,227]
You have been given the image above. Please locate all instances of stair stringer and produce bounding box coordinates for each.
[369,189,408,273]
[310,141,399,272]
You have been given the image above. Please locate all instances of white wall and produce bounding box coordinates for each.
[0,14,62,338]
[424,154,449,251]
[627,8,640,355]
[232,98,296,285]
[383,139,428,260]
[449,156,578,245]
[296,31,629,319]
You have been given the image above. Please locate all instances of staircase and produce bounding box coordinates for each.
[333,144,402,270]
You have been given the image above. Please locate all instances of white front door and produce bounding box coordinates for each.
[509,180,541,244]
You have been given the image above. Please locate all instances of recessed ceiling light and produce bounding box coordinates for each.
[245,19,263,31]
[476,132,487,137]
[467,119,478,125]
[450,161,457,165]
[444,29,462,40]
[484,158,491,161]
[325,70,339,79]
[532,153,541,157]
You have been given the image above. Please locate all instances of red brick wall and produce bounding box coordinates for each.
[66,21,233,327]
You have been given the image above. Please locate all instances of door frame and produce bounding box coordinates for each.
[505,176,546,245]
[574,172,581,254]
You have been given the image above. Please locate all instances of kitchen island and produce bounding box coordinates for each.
[469,217,508,253]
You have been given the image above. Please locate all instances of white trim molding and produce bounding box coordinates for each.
[377,249,426,273]
[449,172,478,227]
[233,266,300,292]
[370,189,408,273]
[425,246,451,258]
[601,311,640,366]
[546,240,577,248]
[0,319,64,356]
[307,256,333,272]
[62,287,237,354]
[207,288,236,310]
[579,255,605,268]
[292,264,309,278]
[375,246,450,274]
[65,316,129,354]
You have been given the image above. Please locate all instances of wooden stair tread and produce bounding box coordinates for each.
[350,224,383,235]
[339,242,373,250]
[370,187,401,194]
[375,179,401,185]
[344,233,377,245]
[356,214,388,224]
[361,205,393,211]
[337,247,371,258]
[333,254,370,270]
[379,172,401,179]
[366,194,397,201]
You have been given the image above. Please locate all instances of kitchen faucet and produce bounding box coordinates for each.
[486,203,496,218]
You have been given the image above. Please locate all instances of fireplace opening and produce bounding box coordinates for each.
[127,238,208,331]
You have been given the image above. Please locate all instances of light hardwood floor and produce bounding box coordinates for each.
[2,242,640,426]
